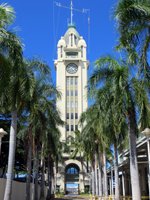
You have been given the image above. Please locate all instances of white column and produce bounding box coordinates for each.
[111,168,114,197]
[109,177,112,195]
[92,171,95,195]
[147,139,150,198]
[122,172,125,197]
[95,154,98,196]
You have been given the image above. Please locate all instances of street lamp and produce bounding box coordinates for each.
[0,128,7,155]
[141,128,150,198]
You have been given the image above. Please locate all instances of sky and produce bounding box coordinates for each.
[5,0,118,83]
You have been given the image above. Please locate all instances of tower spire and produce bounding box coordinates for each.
[70,0,73,25]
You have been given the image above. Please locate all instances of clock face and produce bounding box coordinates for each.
[66,63,78,74]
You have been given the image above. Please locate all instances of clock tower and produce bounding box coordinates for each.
[54,23,90,194]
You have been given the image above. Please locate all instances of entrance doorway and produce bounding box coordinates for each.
[65,164,80,194]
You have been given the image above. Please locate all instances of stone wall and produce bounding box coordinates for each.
[0,178,47,200]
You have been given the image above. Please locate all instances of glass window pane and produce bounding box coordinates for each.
[71,90,73,96]
[71,125,74,131]
[75,90,78,96]
[66,78,69,86]
[71,113,74,119]
[67,90,69,96]
[67,166,79,174]
[66,113,69,119]
[75,78,78,85]
[66,125,69,131]
[70,78,73,85]
[75,125,78,130]
[75,113,78,119]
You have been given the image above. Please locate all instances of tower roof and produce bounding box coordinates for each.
[64,24,80,39]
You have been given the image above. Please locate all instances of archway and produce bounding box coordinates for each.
[65,163,80,194]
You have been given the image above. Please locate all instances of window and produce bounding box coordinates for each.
[75,78,78,85]
[71,113,74,119]
[66,113,69,119]
[70,78,73,85]
[66,125,69,131]
[75,113,78,119]
[66,78,69,86]
[71,34,73,46]
[71,125,74,131]
[71,90,73,96]
[74,35,77,45]
[66,167,79,174]
[81,46,83,57]
[60,46,63,58]
[75,125,78,131]
[75,90,78,96]
[67,90,69,96]
[66,52,78,57]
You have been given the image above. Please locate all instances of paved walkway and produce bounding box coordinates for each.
[54,196,90,200]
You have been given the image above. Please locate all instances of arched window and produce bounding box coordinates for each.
[71,34,73,46]
[74,35,77,45]
[65,164,80,185]
[60,46,63,57]
[81,46,83,57]
[66,166,79,174]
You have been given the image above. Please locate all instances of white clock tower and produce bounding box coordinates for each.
[54,1,90,194]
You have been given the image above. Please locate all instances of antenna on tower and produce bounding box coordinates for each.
[54,0,91,54]
[54,0,90,26]
[70,0,73,25]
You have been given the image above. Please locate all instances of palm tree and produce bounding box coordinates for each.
[0,13,29,200]
[114,0,150,79]
[21,60,50,200]
[74,104,110,197]
[19,61,61,200]
[96,87,127,200]
[0,3,14,28]
[89,56,150,200]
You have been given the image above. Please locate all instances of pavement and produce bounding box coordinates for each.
[54,195,90,200]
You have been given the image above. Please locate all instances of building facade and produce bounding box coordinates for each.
[54,24,90,194]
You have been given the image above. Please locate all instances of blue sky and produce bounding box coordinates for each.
[5,0,118,83]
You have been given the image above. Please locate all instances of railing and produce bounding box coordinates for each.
[90,195,150,200]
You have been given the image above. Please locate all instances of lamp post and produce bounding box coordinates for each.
[141,128,150,198]
[0,128,7,155]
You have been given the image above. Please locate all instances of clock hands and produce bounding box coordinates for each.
[66,63,78,74]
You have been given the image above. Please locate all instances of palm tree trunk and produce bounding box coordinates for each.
[26,128,32,200]
[32,143,39,200]
[111,166,114,197]
[128,106,141,200]
[51,162,55,197]
[94,153,98,196]
[114,143,120,200]
[91,164,95,196]
[103,149,108,197]
[4,110,17,200]
[46,155,52,200]
[98,150,102,197]
[26,142,32,200]
[34,148,39,200]
[40,147,45,199]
